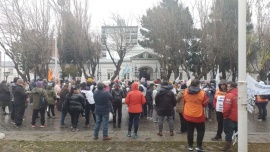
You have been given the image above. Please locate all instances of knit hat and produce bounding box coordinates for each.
[87,78,93,83]
[154,79,158,84]
[36,81,44,88]
[103,80,110,87]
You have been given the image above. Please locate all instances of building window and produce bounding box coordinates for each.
[102,52,106,57]
[124,73,130,80]
[107,72,113,80]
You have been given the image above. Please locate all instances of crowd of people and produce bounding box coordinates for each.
[0,76,269,151]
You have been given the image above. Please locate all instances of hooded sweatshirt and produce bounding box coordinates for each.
[223,88,238,122]
[183,86,208,123]
[125,83,146,113]
[46,85,57,105]
[155,86,176,116]
[30,87,48,109]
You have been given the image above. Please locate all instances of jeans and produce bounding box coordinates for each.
[215,112,224,138]
[32,108,45,125]
[186,121,205,147]
[179,113,187,133]
[69,111,80,129]
[158,115,174,132]
[60,102,68,126]
[94,113,109,138]
[147,102,153,117]
[224,119,238,142]
[256,102,268,120]
[112,102,122,124]
[47,104,55,117]
[128,113,140,134]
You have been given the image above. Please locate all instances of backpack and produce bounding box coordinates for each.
[39,90,47,109]
[112,90,122,102]
[260,95,268,99]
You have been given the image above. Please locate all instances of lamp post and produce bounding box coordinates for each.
[98,68,101,81]
[267,69,270,85]
[4,72,10,82]
[160,67,164,79]
[155,65,158,79]
[134,66,138,78]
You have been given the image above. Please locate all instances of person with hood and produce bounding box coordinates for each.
[93,82,113,140]
[211,79,227,141]
[139,82,147,118]
[0,81,11,115]
[155,81,176,136]
[111,83,125,128]
[30,81,48,128]
[183,79,208,151]
[66,85,85,132]
[125,82,146,139]
[220,81,238,151]
[46,85,57,119]
[152,83,161,123]
[10,77,20,123]
[145,83,154,120]
[81,82,95,128]
[13,79,28,127]
[176,83,187,134]
[59,84,69,128]
[203,81,216,121]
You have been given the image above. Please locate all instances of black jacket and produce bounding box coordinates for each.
[13,84,28,106]
[145,87,153,104]
[155,86,176,116]
[0,83,10,101]
[67,93,85,112]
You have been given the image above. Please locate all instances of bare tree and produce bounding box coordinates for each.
[102,14,137,81]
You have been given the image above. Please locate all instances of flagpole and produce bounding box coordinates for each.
[238,0,248,151]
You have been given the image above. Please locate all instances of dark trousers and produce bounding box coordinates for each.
[14,104,26,126]
[56,98,61,111]
[47,104,55,117]
[85,104,96,125]
[69,111,80,128]
[256,102,268,120]
[147,102,153,117]
[10,101,15,121]
[186,121,205,147]
[224,119,238,142]
[179,113,187,133]
[215,112,224,137]
[32,108,45,125]
[112,103,122,124]
[128,113,140,134]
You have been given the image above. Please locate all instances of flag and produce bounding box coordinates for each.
[68,74,71,82]
[48,69,53,81]
[215,65,220,89]
[175,76,180,83]
[121,65,130,77]
[186,78,192,87]
[81,71,86,83]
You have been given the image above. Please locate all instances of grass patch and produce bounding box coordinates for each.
[0,140,269,152]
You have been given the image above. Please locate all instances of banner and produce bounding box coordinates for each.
[247,75,270,96]
[216,95,225,112]
[215,66,220,89]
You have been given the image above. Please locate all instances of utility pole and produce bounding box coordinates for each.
[238,0,248,151]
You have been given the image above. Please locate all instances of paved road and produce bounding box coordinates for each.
[0,103,270,143]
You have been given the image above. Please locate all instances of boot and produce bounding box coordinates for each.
[157,132,163,136]
[113,123,116,128]
[220,141,232,151]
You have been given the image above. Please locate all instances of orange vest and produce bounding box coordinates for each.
[256,95,268,103]
[183,89,205,118]
[214,89,227,99]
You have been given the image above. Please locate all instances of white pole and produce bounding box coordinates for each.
[238,0,248,152]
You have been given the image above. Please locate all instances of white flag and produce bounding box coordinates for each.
[215,66,220,89]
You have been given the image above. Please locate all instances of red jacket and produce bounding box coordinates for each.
[223,88,238,122]
[125,83,146,113]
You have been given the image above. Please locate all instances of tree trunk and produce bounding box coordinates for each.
[221,69,226,79]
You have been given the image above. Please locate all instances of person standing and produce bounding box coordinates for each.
[125,82,146,139]
[13,79,28,127]
[145,83,154,120]
[81,82,95,128]
[176,83,187,134]
[139,82,147,118]
[54,79,61,111]
[0,81,11,115]
[155,81,176,136]
[211,80,227,141]
[220,81,238,151]
[30,81,48,128]
[67,85,85,132]
[183,79,208,151]
[111,83,125,128]
[59,84,69,128]
[202,82,216,121]
[256,81,269,121]
[46,85,57,119]
[93,82,113,140]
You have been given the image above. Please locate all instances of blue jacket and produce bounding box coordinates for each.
[94,90,113,115]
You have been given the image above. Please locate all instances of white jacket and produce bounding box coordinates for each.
[81,89,95,104]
